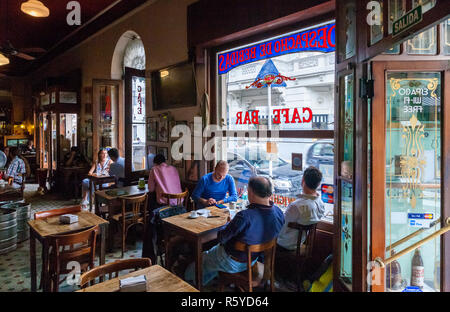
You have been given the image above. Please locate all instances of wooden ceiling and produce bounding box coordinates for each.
[0,0,150,77]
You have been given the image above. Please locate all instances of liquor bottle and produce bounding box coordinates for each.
[411,248,424,288]
[386,250,402,290]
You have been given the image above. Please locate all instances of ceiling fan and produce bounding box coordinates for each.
[0,41,46,61]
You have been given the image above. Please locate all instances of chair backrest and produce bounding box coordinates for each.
[34,205,82,220]
[288,222,318,258]
[48,225,99,274]
[161,188,189,208]
[93,176,117,191]
[234,238,277,292]
[119,193,148,224]
[79,258,152,288]
[157,205,187,219]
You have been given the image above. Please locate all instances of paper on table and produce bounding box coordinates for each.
[119,275,147,287]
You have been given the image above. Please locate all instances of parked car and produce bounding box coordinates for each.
[305,140,334,170]
[227,146,303,197]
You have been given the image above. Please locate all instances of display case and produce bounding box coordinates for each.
[37,86,80,190]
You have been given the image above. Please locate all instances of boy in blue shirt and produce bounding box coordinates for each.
[192,160,237,208]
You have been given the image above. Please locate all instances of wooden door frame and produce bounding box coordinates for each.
[124,67,147,184]
[92,79,124,159]
[371,60,450,292]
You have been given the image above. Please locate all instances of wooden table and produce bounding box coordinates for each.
[28,210,109,292]
[95,184,149,250]
[88,174,117,213]
[77,265,198,292]
[0,183,22,201]
[162,205,230,291]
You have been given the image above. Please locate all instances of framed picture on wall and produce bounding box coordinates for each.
[157,146,169,162]
[185,157,200,182]
[158,115,169,142]
[147,117,158,142]
[171,139,183,168]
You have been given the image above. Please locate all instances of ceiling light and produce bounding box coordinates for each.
[160,70,169,78]
[21,0,50,18]
[0,54,9,66]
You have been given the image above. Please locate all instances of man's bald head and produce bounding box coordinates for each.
[213,160,229,182]
[248,176,272,198]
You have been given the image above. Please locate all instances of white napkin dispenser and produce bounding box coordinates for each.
[119,275,148,292]
[59,214,79,224]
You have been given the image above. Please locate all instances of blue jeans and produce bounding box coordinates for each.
[184,244,257,286]
[82,179,109,202]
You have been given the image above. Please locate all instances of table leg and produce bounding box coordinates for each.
[89,180,93,213]
[99,223,107,283]
[100,223,106,265]
[30,229,36,292]
[107,201,114,252]
[42,240,49,292]
[195,239,203,291]
[164,229,171,269]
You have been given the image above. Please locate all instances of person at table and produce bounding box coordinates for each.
[148,153,182,209]
[107,148,128,187]
[275,166,325,286]
[64,146,89,167]
[81,148,111,208]
[184,176,285,287]
[3,147,27,189]
[191,160,238,208]
[24,140,35,153]
[2,146,12,168]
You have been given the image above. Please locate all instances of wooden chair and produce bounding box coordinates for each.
[154,204,188,267]
[218,238,277,292]
[112,193,148,258]
[79,258,152,288]
[287,222,318,291]
[92,176,118,217]
[161,188,189,210]
[34,205,83,290]
[89,175,118,213]
[47,225,99,292]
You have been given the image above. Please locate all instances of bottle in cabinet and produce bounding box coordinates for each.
[411,248,424,289]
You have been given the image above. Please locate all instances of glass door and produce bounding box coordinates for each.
[371,61,450,292]
[39,112,49,169]
[124,67,147,182]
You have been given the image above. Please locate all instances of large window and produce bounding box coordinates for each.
[216,22,335,222]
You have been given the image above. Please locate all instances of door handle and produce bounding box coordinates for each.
[375,217,450,268]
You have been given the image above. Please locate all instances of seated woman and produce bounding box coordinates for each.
[80,148,112,209]
[4,147,27,189]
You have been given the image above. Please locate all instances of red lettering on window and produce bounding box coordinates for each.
[250,47,256,59]
[236,111,242,124]
[309,31,317,48]
[243,111,251,124]
[272,109,281,124]
[251,110,259,124]
[282,108,290,123]
[317,27,327,48]
[327,25,336,48]
[291,108,302,123]
[302,33,309,48]
[302,107,313,123]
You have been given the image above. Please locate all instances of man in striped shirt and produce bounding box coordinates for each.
[4,147,26,188]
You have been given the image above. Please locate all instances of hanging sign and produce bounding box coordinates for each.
[217,23,335,75]
[393,5,423,37]
[291,153,302,171]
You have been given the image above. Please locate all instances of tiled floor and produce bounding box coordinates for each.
[0,184,294,292]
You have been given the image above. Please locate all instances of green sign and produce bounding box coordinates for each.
[393,6,423,37]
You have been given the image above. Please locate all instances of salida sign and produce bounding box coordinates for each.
[236,108,312,124]
[218,23,335,75]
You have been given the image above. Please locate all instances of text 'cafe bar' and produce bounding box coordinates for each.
[0,0,449,302]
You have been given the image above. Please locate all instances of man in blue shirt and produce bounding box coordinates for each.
[185,176,285,286]
[191,160,238,208]
[108,148,125,187]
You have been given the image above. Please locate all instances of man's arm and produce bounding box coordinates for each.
[148,169,156,193]
[222,175,237,204]
[217,213,247,245]
[191,177,210,206]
